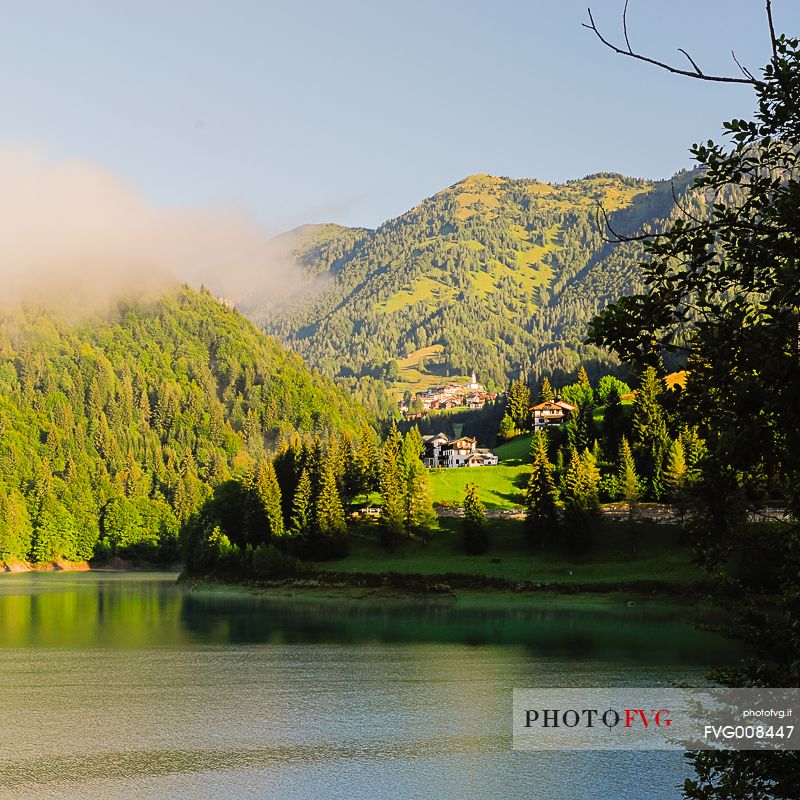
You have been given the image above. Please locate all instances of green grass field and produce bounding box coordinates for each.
[428,465,528,509]
[494,433,533,464]
[310,517,705,587]
[427,433,532,509]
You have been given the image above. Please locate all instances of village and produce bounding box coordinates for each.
[398,373,499,417]
[394,367,581,469]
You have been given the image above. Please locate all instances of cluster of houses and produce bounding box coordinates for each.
[417,398,575,470]
[422,433,499,468]
[399,373,499,418]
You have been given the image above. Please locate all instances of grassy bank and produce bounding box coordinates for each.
[307,518,704,589]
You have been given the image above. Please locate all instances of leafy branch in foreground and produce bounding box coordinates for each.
[586,9,800,799]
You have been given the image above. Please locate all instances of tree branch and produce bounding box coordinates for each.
[731,51,757,83]
[583,6,756,84]
[592,200,658,244]
[766,0,779,64]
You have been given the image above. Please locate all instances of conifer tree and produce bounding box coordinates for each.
[379,445,405,539]
[574,399,596,454]
[663,438,687,495]
[562,447,600,553]
[325,432,346,495]
[340,431,360,503]
[524,433,559,545]
[462,483,489,554]
[384,421,403,459]
[254,458,284,537]
[602,385,626,454]
[506,377,531,430]
[354,424,381,498]
[314,462,346,537]
[304,435,324,495]
[401,427,435,533]
[289,469,312,537]
[401,426,424,473]
[679,425,706,478]
[631,366,669,498]
[617,436,640,506]
[405,459,436,533]
[538,377,555,403]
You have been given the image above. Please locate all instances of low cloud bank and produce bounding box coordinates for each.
[0,148,303,314]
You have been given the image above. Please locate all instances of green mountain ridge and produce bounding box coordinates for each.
[0,287,370,564]
[257,170,696,393]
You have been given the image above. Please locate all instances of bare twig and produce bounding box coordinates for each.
[583,6,755,84]
[678,48,704,77]
[622,0,632,53]
[731,51,757,83]
[670,181,706,225]
[592,200,658,244]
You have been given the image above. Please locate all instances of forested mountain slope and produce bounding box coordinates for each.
[0,288,369,564]
[259,171,696,389]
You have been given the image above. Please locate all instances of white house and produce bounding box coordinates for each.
[529,399,577,431]
[422,433,499,468]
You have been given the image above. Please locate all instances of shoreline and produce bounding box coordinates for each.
[179,569,713,608]
[0,558,91,573]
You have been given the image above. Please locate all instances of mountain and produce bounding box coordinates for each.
[0,287,370,565]
[257,171,695,394]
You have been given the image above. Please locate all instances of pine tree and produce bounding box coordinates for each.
[506,377,531,430]
[314,462,346,537]
[631,366,670,498]
[538,377,555,403]
[304,434,324,495]
[401,426,424,473]
[462,483,489,554]
[405,459,436,533]
[664,438,687,494]
[602,385,625,454]
[384,421,403,459]
[354,424,381,498]
[580,448,601,510]
[617,436,640,505]
[577,365,591,388]
[679,425,706,478]
[575,398,596,453]
[289,469,312,536]
[341,431,360,503]
[379,446,405,540]
[254,458,284,537]
[325,432,346,495]
[401,427,435,533]
[524,433,559,545]
[562,447,600,553]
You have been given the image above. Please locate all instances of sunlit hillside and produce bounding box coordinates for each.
[258,170,696,391]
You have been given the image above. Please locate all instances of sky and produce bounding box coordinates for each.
[1,0,798,232]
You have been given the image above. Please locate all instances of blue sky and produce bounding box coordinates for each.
[1,1,797,231]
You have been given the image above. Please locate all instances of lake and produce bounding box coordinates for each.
[0,572,737,799]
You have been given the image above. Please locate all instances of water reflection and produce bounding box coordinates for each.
[0,571,737,665]
[0,572,731,800]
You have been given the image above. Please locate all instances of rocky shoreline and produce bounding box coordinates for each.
[0,559,91,573]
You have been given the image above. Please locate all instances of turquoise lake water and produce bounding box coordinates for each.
[0,572,736,799]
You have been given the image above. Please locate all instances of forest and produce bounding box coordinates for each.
[0,287,370,566]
